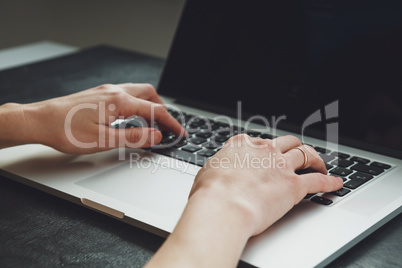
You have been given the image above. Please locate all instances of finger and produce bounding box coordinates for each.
[298,173,343,194]
[123,98,187,137]
[272,135,302,153]
[284,145,327,174]
[108,127,162,148]
[119,83,164,105]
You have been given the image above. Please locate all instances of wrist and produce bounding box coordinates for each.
[147,186,254,268]
[20,101,48,145]
[189,182,256,239]
[0,102,46,148]
[0,103,30,148]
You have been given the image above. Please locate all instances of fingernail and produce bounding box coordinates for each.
[148,128,162,144]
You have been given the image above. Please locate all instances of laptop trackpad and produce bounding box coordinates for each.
[338,173,402,217]
[75,161,195,217]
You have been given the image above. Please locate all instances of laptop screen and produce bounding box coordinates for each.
[158,0,402,159]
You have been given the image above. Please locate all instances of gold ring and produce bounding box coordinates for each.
[294,147,308,169]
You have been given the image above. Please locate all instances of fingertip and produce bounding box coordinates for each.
[333,176,344,188]
[299,173,343,194]
[149,128,162,145]
[173,125,188,138]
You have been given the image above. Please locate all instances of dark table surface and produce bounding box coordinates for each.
[0,46,401,267]
[1,176,401,268]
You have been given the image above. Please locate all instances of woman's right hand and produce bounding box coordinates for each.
[190,134,343,237]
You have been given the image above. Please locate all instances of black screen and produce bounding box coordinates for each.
[158,0,402,158]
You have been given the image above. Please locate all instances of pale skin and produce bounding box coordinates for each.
[0,83,343,267]
[0,83,185,153]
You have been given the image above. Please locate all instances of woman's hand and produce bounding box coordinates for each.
[0,83,186,153]
[146,134,343,268]
[190,134,343,236]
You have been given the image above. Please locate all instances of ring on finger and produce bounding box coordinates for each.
[294,147,308,170]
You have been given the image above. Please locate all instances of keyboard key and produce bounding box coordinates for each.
[189,119,206,128]
[260,133,275,139]
[246,130,261,137]
[350,156,370,164]
[314,147,331,154]
[351,163,384,176]
[311,196,333,205]
[189,137,207,145]
[181,145,202,153]
[329,188,351,197]
[161,131,174,136]
[230,129,244,136]
[331,158,354,167]
[344,178,367,189]
[296,168,313,175]
[196,130,213,139]
[304,193,315,199]
[330,151,350,159]
[216,128,232,136]
[216,122,230,128]
[160,136,176,144]
[212,135,229,143]
[197,149,216,157]
[370,161,391,170]
[186,128,200,134]
[173,138,188,148]
[349,172,374,181]
[203,142,220,150]
[167,108,181,119]
[330,167,353,177]
[325,163,334,170]
[180,114,193,124]
[152,148,207,166]
[200,122,220,130]
[319,153,336,163]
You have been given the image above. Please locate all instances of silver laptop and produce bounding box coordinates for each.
[1,1,402,267]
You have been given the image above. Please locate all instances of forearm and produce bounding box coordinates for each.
[0,102,41,149]
[145,187,253,268]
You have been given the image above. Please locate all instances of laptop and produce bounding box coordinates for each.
[1,0,402,267]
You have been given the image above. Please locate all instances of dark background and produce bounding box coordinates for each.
[159,0,402,158]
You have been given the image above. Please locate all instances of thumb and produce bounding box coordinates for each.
[114,127,162,148]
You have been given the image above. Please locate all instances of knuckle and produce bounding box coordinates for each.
[227,133,248,145]
[153,104,168,118]
[252,137,266,145]
[254,138,275,151]
[108,90,127,103]
[235,133,249,141]
[264,140,276,151]
[154,103,167,113]
[143,83,157,94]
[303,145,318,156]
[96,83,114,90]
[290,135,302,145]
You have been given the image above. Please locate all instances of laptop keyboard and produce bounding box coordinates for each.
[302,146,391,205]
[116,109,392,206]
